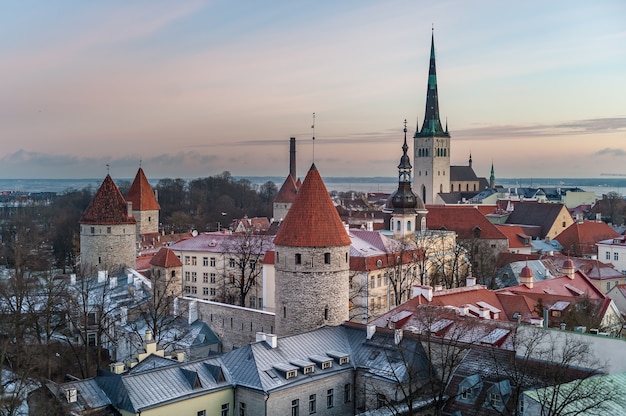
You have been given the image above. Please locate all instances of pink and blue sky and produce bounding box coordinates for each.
[1,1,625,180]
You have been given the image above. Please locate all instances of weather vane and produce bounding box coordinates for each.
[311,112,316,163]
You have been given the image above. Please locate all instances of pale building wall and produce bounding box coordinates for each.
[80,223,136,273]
[414,136,450,205]
[597,241,626,275]
[562,190,596,209]
[545,207,575,239]
[273,202,291,223]
[118,387,233,416]
[275,245,350,337]
[262,262,275,312]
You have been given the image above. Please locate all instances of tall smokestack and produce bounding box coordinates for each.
[289,137,296,179]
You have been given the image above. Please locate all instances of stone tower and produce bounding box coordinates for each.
[149,247,183,299]
[272,138,299,222]
[414,30,450,204]
[79,175,137,273]
[125,167,160,237]
[391,121,428,238]
[273,164,351,337]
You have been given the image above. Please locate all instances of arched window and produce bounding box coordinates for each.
[324,306,329,320]
[396,221,401,231]
[440,184,443,193]
[422,186,427,204]
[407,221,412,231]
[466,184,469,191]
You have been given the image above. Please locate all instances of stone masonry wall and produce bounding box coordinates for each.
[80,223,136,273]
[275,245,350,337]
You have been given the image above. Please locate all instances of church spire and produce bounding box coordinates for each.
[490,162,496,189]
[415,30,449,138]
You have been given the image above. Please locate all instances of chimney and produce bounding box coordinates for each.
[266,333,278,348]
[459,305,469,316]
[596,213,602,222]
[65,388,77,403]
[256,332,267,342]
[366,324,376,340]
[434,285,443,292]
[412,285,433,302]
[98,270,106,284]
[145,329,153,342]
[289,137,296,180]
[127,201,133,217]
[188,300,198,324]
[109,362,125,375]
[366,221,373,232]
[394,329,403,345]
[466,276,477,287]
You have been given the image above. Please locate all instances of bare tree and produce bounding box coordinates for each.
[220,231,270,308]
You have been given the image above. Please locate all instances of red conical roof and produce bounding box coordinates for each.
[520,265,534,278]
[150,247,182,268]
[274,174,298,203]
[126,167,160,211]
[274,164,350,247]
[80,175,136,225]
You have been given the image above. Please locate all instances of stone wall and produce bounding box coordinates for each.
[133,208,159,236]
[274,245,350,337]
[80,223,136,273]
[178,297,275,351]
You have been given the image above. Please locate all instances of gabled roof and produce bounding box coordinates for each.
[450,165,479,182]
[274,174,298,204]
[505,202,570,238]
[495,225,533,249]
[425,205,508,240]
[150,247,182,268]
[125,167,160,211]
[80,175,136,225]
[555,220,619,255]
[497,270,606,300]
[274,164,351,247]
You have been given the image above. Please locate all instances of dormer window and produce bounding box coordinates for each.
[286,369,297,379]
[322,361,332,369]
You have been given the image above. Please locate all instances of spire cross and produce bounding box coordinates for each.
[311,112,316,163]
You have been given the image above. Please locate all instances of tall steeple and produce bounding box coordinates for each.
[413,29,451,205]
[490,162,496,189]
[415,30,449,139]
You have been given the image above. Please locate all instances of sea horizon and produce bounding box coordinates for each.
[1,176,626,198]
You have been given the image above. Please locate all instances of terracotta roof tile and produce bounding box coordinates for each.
[274,164,351,247]
[150,247,182,268]
[126,167,160,211]
[496,225,533,249]
[555,220,619,256]
[425,205,507,240]
[79,175,136,225]
[274,174,298,203]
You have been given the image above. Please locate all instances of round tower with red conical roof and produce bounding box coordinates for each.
[126,167,160,236]
[273,164,351,337]
[79,175,137,273]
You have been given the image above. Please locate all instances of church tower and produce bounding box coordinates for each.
[79,175,137,273]
[391,121,427,238]
[414,30,450,204]
[125,167,160,237]
[273,164,351,337]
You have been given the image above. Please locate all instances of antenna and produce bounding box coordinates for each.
[311,112,316,163]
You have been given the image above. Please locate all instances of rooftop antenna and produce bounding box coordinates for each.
[311,112,316,163]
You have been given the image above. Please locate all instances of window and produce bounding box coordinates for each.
[377,275,382,287]
[210,288,216,296]
[221,403,229,416]
[203,287,209,296]
[192,272,197,282]
[562,221,567,227]
[185,256,191,265]
[185,271,190,281]
[210,257,216,267]
[607,282,611,291]
[324,306,329,320]
[461,388,473,400]
[88,333,96,347]
[321,361,332,369]
[239,402,246,416]
[377,394,386,409]
[203,273,209,283]
[198,411,206,416]
[291,399,299,416]
[489,392,502,408]
[370,276,375,289]
[250,297,256,308]
[90,226,95,234]
[203,257,209,266]
[250,260,256,270]
[326,389,334,408]
[606,252,611,260]
[295,253,302,265]
[191,256,197,265]
[344,384,352,403]
[185,286,190,293]
[191,286,197,294]
[229,258,236,268]
[210,273,216,283]
[259,298,263,308]
[107,226,111,234]
[615,252,619,261]
[324,252,331,264]
[286,369,297,379]
[309,394,316,414]
[276,252,280,263]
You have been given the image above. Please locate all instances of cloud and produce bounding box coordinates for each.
[595,148,626,157]
[454,117,626,140]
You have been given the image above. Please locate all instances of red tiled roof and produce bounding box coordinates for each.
[150,247,182,268]
[425,205,507,240]
[126,167,160,211]
[495,225,533,248]
[274,164,351,247]
[263,250,275,265]
[79,175,136,225]
[497,271,606,300]
[555,220,619,255]
[274,174,298,204]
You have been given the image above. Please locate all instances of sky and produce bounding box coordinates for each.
[0,1,625,180]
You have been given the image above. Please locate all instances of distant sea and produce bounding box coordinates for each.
[1,177,625,198]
